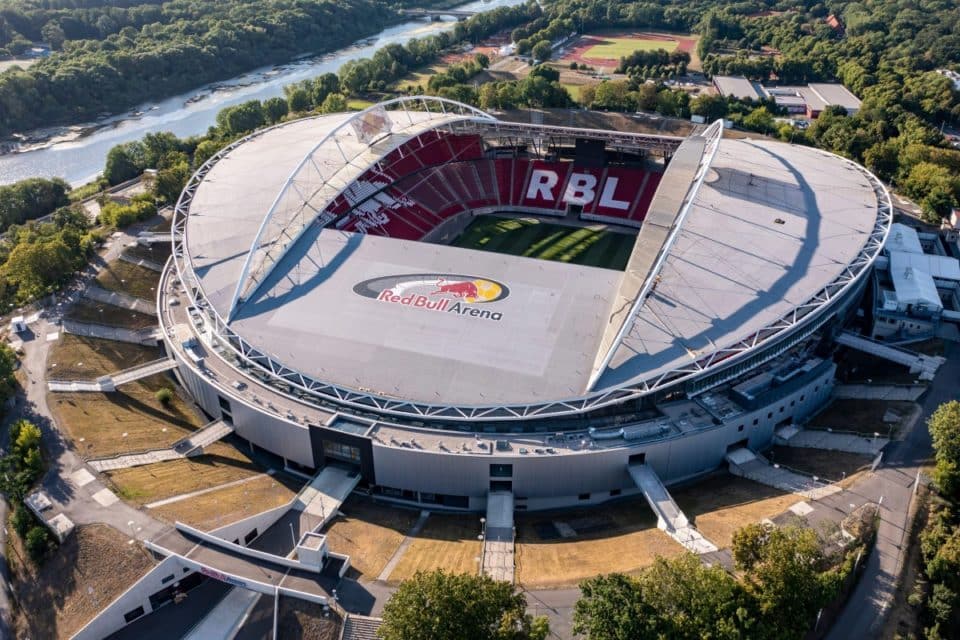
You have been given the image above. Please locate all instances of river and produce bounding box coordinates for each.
[0,0,522,187]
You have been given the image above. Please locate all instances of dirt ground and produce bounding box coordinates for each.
[105,441,264,504]
[769,446,873,485]
[515,499,683,588]
[323,497,419,582]
[807,399,918,436]
[8,523,155,640]
[47,334,159,380]
[65,300,157,330]
[49,372,205,458]
[673,474,804,549]
[386,513,483,584]
[149,472,302,530]
[95,260,161,301]
[277,598,341,640]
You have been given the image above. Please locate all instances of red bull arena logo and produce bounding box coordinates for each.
[353,274,509,321]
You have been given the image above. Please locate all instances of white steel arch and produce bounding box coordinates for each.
[227,96,494,319]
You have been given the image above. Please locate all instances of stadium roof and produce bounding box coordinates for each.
[175,99,888,418]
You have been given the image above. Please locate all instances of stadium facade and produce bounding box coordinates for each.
[161,97,891,511]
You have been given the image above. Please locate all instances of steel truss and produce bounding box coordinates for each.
[170,101,892,424]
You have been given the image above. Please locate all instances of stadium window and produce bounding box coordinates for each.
[244,529,258,545]
[752,418,758,426]
[161,574,175,584]
[124,606,145,623]
[801,395,805,402]
[217,395,232,412]
[790,400,795,407]
[780,407,785,413]
[738,425,744,432]
[609,489,622,497]
[578,493,591,501]
[767,412,773,419]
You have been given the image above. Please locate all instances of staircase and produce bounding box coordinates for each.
[628,463,717,554]
[836,330,944,380]
[340,614,382,640]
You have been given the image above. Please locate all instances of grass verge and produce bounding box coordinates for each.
[386,513,483,583]
[323,497,420,582]
[65,300,156,331]
[47,334,158,380]
[95,260,161,301]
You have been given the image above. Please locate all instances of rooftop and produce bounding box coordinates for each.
[176,107,884,416]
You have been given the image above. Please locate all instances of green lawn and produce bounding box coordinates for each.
[452,215,634,270]
[585,36,677,59]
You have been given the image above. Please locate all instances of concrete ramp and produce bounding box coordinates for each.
[836,331,944,380]
[173,419,235,456]
[48,378,113,392]
[628,464,717,554]
[775,425,888,456]
[482,491,515,582]
[294,465,360,527]
[726,448,841,500]
[111,358,178,386]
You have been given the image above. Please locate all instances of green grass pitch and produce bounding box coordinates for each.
[585,36,677,59]
[451,215,635,270]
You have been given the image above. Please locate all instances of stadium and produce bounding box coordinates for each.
[160,96,892,513]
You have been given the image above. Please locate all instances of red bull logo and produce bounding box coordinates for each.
[353,274,509,321]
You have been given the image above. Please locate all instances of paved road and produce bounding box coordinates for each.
[825,341,958,639]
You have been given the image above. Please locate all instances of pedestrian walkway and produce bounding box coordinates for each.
[377,511,430,581]
[111,358,178,386]
[88,420,234,471]
[726,448,842,500]
[341,614,383,640]
[294,465,361,528]
[628,463,717,554]
[183,587,259,640]
[146,472,274,509]
[89,449,182,472]
[62,318,161,345]
[775,425,888,456]
[119,252,164,273]
[836,331,945,380]
[83,284,156,316]
[832,384,926,401]
[482,491,515,582]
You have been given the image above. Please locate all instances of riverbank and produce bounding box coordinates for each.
[0,0,524,187]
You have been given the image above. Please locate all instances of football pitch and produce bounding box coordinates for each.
[584,36,678,59]
[451,215,635,270]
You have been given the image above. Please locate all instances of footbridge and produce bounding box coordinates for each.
[49,357,178,392]
[836,330,944,380]
[628,463,717,554]
[481,491,515,582]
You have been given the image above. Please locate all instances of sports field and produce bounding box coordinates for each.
[585,36,677,59]
[452,215,634,270]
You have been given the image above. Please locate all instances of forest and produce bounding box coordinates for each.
[0,0,400,137]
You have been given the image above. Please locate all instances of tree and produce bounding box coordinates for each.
[320,93,348,114]
[575,557,755,640]
[743,106,776,134]
[25,526,49,562]
[531,40,552,62]
[263,97,289,124]
[733,523,831,639]
[287,88,311,113]
[691,94,729,122]
[155,161,191,205]
[930,401,960,497]
[104,145,141,185]
[379,570,549,640]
